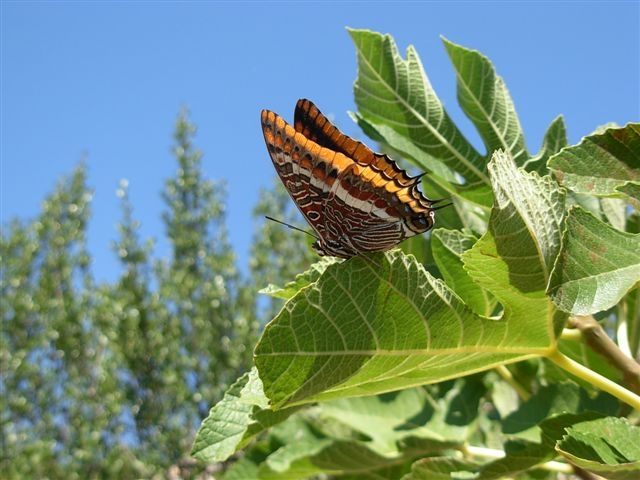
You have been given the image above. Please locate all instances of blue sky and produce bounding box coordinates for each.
[2,2,638,282]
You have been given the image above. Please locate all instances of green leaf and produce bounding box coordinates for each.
[450,188,493,233]
[557,417,640,479]
[617,180,640,200]
[443,37,529,165]
[548,207,640,314]
[525,115,568,174]
[262,437,333,476]
[616,180,640,210]
[478,151,565,289]
[462,151,566,332]
[222,454,262,480]
[245,388,478,480]
[501,383,615,440]
[476,439,553,480]
[402,457,480,480]
[350,111,457,184]
[260,257,340,300]
[322,383,477,457]
[601,197,629,231]
[255,250,552,409]
[478,411,607,479]
[191,369,299,463]
[622,285,640,354]
[431,228,495,316]
[348,28,488,186]
[259,440,413,480]
[538,412,607,448]
[549,123,640,196]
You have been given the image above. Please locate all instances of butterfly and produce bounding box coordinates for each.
[261,99,437,258]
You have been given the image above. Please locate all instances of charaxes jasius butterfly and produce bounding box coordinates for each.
[261,99,437,258]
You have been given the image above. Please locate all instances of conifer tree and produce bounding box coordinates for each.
[1,166,123,477]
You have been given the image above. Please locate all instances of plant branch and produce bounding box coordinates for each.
[546,348,640,410]
[568,315,640,396]
[463,445,573,474]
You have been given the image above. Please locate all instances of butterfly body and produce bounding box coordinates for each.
[261,99,435,258]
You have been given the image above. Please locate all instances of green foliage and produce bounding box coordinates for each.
[254,245,555,408]
[1,166,129,478]
[548,124,639,197]
[1,112,259,477]
[549,207,640,314]
[556,417,640,479]
[194,29,640,479]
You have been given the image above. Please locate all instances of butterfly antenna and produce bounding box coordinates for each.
[432,202,454,211]
[265,215,320,240]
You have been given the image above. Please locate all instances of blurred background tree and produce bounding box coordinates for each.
[249,178,316,321]
[1,166,129,477]
[1,110,283,478]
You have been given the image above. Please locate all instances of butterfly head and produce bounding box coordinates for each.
[407,209,436,234]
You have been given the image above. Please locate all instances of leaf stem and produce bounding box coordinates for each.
[546,348,640,410]
[495,365,530,401]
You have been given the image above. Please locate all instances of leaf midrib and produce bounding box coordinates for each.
[355,40,490,185]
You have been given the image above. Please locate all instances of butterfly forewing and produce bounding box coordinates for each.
[294,99,420,189]
[261,110,346,246]
[261,100,436,258]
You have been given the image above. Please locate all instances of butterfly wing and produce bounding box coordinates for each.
[261,100,436,258]
[293,99,435,237]
[261,109,357,255]
[294,99,420,189]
